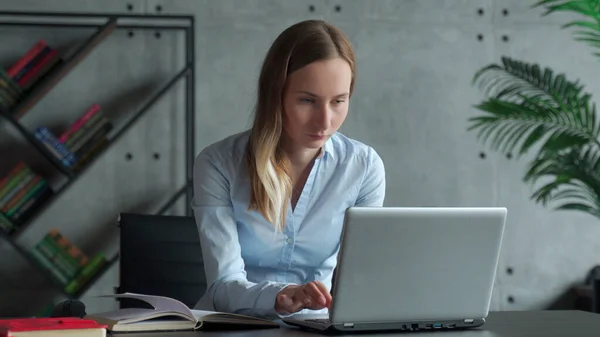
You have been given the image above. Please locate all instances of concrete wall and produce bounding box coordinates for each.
[0,0,598,317]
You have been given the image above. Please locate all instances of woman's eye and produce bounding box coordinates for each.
[333,100,345,104]
[300,98,314,103]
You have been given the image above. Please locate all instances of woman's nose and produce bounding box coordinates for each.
[312,105,331,130]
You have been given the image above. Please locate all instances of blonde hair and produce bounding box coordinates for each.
[245,20,356,231]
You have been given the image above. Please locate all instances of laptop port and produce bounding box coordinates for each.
[433,323,442,329]
[446,324,456,328]
[401,324,407,330]
[411,323,419,330]
[425,324,432,329]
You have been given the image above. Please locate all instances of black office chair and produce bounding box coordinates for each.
[116,212,207,309]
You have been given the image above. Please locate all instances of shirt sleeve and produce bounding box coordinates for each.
[190,150,291,319]
[354,147,386,207]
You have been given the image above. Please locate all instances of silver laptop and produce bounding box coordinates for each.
[282,206,507,332]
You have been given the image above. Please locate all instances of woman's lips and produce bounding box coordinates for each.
[308,134,326,140]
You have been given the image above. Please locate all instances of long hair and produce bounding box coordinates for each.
[246,20,356,231]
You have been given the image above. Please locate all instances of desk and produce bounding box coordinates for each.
[114,310,599,337]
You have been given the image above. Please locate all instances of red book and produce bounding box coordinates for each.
[6,40,47,78]
[0,317,106,336]
[17,49,58,88]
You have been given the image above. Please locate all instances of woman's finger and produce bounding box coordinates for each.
[303,282,327,309]
[312,281,332,304]
[304,282,324,304]
[280,282,332,314]
[304,281,332,310]
[288,289,309,312]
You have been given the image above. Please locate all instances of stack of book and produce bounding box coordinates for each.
[34,104,113,171]
[0,68,23,113]
[1,39,63,115]
[0,162,54,234]
[6,39,63,92]
[30,229,108,295]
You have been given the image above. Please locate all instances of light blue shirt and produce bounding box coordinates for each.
[191,130,386,319]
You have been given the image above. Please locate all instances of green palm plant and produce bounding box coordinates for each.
[468,0,600,219]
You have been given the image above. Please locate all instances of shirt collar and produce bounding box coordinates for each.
[317,136,335,160]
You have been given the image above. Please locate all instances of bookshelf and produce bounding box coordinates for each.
[0,11,195,302]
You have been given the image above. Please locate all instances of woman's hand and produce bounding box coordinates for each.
[275,281,332,315]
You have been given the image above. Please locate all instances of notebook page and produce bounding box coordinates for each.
[92,308,158,321]
[191,309,218,320]
[97,293,195,321]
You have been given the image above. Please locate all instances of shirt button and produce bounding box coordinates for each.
[286,237,293,244]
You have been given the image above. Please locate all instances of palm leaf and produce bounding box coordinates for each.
[535,0,600,16]
[523,144,600,218]
[534,0,600,57]
[466,1,600,220]
[469,57,600,157]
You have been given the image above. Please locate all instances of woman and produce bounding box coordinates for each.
[191,19,386,319]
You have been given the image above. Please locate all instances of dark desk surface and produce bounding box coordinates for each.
[114,310,599,337]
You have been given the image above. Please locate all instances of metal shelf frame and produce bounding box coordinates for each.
[0,10,195,301]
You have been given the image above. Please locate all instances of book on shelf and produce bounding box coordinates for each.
[0,39,64,116]
[0,162,54,233]
[84,293,280,333]
[29,229,107,294]
[0,68,23,113]
[34,103,113,171]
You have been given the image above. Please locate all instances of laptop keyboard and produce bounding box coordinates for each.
[305,318,331,324]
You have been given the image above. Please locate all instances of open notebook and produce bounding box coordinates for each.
[84,292,279,333]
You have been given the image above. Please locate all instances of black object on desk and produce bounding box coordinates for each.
[116,213,207,309]
[588,265,600,313]
[50,299,86,318]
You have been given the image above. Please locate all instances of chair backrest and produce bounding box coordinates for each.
[116,213,206,309]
